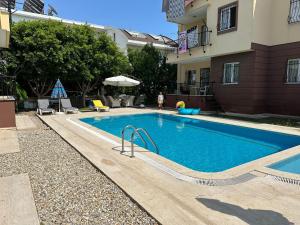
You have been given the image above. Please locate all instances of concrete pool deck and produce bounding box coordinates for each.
[39,108,300,225]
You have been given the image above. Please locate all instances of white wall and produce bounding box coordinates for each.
[106,28,129,54]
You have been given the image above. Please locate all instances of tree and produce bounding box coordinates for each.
[4,20,130,105]
[128,44,177,104]
[63,25,131,106]
[7,20,67,97]
[0,59,7,75]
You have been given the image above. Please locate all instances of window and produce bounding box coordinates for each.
[223,63,239,84]
[186,70,197,85]
[218,2,238,33]
[289,0,300,23]
[287,59,300,83]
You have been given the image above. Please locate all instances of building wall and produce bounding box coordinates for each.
[207,0,254,57]
[168,0,300,64]
[210,51,262,114]
[0,100,16,128]
[266,42,300,115]
[165,0,300,115]
[8,10,129,55]
[252,0,300,46]
[106,29,128,54]
[0,11,10,48]
[210,42,300,116]
[7,10,173,55]
[251,0,272,46]
[0,11,10,30]
[167,0,254,64]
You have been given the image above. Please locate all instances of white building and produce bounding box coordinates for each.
[7,10,174,55]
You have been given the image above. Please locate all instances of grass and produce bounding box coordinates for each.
[209,114,300,128]
[79,107,94,112]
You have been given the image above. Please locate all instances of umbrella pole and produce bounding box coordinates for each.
[59,94,61,112]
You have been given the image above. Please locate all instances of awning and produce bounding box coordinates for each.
[0,11,10,48]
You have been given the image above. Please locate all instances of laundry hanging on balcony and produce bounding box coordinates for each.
[162,0,194,11]
[185,0,193,7]
[165,0,185,22]
[178,31,188,54]
[187,26,199,49]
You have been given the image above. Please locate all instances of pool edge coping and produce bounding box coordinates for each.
[65,110,300,183]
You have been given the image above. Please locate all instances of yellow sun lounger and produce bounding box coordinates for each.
[92,100,110,112]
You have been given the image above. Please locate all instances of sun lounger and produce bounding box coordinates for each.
[120,95,134,107]
[134,95,145,108]
[107,96,121,108]
[126,96,135,107]
[60,98,79,114]
[92,100,110,112]
[37,99,55,115]
[100,95,109,107]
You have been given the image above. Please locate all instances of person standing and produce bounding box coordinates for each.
[158,92,164,110]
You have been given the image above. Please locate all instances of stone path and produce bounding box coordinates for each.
[0,174,39,225]
[0,115,39,225]
[0,129,19,155]
[16,115,37,130]
[0,114,158,225]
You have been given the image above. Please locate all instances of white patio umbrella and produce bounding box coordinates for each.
[103,75,140,87]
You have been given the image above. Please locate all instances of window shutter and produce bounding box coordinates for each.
[289,0,300,23]
[287,59,300,83]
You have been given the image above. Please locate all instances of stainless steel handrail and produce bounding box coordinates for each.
[130,128,159,157]
[121,125,147,154]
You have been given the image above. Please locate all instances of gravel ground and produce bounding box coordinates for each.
[0,115,158,225]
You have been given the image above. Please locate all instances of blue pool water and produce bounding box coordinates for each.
[269,154,300,174]
[80,113,300,172]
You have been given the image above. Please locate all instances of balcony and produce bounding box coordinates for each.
[163,0,210,25]
[165,82,220,111]
[166,28,212,63]
[167,81,214,96]
[176,82,214,96]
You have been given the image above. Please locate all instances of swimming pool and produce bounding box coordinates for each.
[268,154,300,174]
[80,113,300,173]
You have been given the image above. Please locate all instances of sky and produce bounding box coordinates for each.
[37,0,178,39]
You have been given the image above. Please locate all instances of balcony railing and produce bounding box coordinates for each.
[288,0,300,23]
[163,0,208,23]
[167,82,215,96]
[174,29,212,55]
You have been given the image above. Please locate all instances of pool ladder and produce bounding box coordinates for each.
[121,125,159,157]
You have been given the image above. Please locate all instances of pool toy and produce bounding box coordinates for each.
[176,101,185,109]
[178,108,201,115]
[176,101,201,115]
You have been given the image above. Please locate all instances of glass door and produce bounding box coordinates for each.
[200,68,210,87]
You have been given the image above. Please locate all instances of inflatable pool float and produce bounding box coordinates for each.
[178,108,201,115]
[176,101,201,115]
[176,101,185,109]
